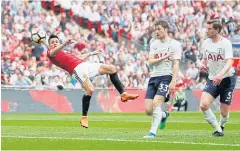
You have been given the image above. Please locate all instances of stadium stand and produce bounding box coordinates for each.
[1,0,240,90]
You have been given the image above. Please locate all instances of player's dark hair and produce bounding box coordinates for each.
[48,34,59,44]
[207,20,222,33]
[154,19,170,30]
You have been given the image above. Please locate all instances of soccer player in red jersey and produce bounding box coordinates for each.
[47,35,139,128]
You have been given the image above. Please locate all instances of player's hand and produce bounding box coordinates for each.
[65,39,74,46]
[168,82,176,96]
[199,63,208,73]
[165,52,174,60]
[212,74,223,86]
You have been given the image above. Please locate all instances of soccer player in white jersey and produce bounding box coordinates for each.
[200,20,237,137]
[143,19,182,138]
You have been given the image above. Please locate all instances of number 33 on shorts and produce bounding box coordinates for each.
[157,83,170,101]
[158,83,169,92]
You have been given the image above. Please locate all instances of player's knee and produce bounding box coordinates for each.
[152,100,162,108]
[145,108,153,116]
[108,65,117,74]
[200,103,209,111]
[86,88,94,96]
[220,110,228,117]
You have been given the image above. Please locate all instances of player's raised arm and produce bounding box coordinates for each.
[148,52,173,66]
[48,35,73,57]
[148,36,174,66]
[77,50,101,61]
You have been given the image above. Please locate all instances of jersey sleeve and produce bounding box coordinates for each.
[224,40,233,59]
[173,41,182,60]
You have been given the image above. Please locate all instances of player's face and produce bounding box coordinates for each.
[206,23,218,38]
[155,25,167,39]
[49,38,60,49]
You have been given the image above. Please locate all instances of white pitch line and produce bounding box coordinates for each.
[1,135,240,147]
[0,119,227,124]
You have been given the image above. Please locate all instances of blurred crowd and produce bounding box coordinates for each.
[1,0,240,90]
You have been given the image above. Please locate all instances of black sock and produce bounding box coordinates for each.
[82,94,91,116]
[184,101,188,111]
[109,72,124,94]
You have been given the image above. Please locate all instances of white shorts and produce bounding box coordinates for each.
[72,62,102,84]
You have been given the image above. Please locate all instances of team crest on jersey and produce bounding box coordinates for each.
[167,46,172,52]
[217,48,223,54]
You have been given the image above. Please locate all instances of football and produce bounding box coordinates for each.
[31,28,46,44]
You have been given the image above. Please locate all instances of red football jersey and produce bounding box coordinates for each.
[47,50,83,75]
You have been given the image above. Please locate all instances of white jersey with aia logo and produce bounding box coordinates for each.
[202,37,235,80]
[149,38,182,77]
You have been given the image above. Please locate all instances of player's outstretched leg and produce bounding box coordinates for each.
[200,92,223,137]
[80,78,94,128]
[98,64,139,102]
[81,94,91,128]
[159,111,169,130]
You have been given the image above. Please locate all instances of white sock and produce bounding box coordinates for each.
[150,106,162,135]
[162,111,166,118]
[219,113,229,127]
[203,109,222,132]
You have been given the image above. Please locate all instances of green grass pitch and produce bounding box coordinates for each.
[1,112,240,150]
